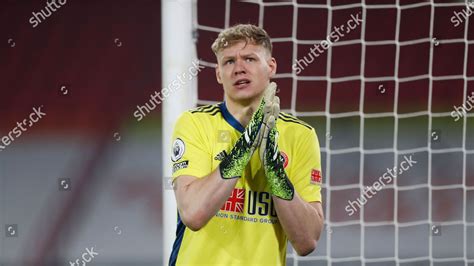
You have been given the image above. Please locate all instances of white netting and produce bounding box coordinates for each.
[193,0,473,265]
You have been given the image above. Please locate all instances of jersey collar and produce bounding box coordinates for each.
[218,102,245,133]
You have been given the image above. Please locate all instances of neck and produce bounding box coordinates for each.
[225,96,262,128]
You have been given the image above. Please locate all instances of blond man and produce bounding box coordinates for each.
[169,24,324,266]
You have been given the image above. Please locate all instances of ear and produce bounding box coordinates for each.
[268,57,277,78]
[215,65,223,84]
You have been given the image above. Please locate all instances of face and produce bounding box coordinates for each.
[215,41,277,105]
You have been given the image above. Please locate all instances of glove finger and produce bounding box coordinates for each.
[260,115,276,164]
[274,95,280,106]
[272,97,280,117]
[265,82,277,103]
[267,115,276,133]
[272,104,279,119]
[262,95,275,127]
[267,82,277,96]
[264,103,272,116]
[253,126,263,150]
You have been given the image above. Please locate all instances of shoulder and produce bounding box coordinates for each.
[277,112,314,132]
[277,112,321,154]
[188,104,221,116]
[174,104,221,129]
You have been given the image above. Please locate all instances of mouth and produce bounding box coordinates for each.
[233,78,251,89]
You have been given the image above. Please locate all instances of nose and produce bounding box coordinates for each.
[233,58,246,76]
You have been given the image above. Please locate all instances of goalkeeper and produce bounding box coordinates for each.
[169,24,324,266]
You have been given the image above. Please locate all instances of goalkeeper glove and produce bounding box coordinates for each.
[219,82,277,179]
[259,93,295,200]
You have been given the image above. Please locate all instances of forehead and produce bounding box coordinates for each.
[217,41,268,59]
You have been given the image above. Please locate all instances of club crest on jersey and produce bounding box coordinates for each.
[311,169,322,184]
[280,151,289,168]
[171,138,185,162]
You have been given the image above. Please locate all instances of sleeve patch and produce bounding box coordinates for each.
[311,169,322,184]
[173,160,189,173]
[171,138,186,162]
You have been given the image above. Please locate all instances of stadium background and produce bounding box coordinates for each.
[0,0,473,265]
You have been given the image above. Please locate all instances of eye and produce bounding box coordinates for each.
[245,57,255,62]
[224,59,234,65]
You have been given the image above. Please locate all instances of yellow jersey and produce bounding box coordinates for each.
[169,102,322,266]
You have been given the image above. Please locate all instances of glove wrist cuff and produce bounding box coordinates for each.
[265,158,295,200]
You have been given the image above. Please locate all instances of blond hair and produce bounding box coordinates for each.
[211,24,272,56]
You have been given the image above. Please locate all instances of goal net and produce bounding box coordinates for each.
[176,0,473,265]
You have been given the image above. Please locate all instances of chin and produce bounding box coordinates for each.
[224,84,265,103]
[234,89,261,99]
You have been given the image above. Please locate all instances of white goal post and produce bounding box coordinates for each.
[161,0,197,265]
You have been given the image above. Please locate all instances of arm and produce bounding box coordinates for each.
[273,197,324,256]
[259,106,324,255]
[270,127,325,255]
[173,169,238,231]
[262,128,324,255]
